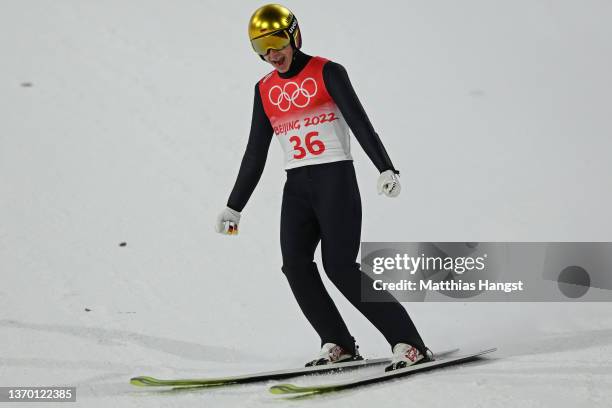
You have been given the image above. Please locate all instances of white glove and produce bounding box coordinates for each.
[377,170,401,198]
[215,207,241,235]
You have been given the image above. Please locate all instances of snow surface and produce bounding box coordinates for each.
[1,0,612,407]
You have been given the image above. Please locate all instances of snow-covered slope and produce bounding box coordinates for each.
[1,1,611,407]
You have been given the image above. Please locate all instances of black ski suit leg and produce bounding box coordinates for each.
[280,166,355,353]
[311,161,427,354]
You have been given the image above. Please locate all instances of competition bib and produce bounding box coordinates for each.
[259,56,352,169]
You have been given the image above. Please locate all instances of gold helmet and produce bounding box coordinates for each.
[248,4,302,56]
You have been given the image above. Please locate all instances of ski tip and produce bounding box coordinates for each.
[130,376,152,386]
[269,383,306,395]
[130,376,159,386]
[270,383,330,395]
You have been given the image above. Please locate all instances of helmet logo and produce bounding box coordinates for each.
[268,78,317,112]
[287,17,298,34]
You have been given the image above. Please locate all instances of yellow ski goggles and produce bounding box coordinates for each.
[250,30,292,56]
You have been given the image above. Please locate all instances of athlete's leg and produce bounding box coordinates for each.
[311,161,427,353]
[280,167,355,353]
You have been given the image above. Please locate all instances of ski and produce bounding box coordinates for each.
[130,358,390,388]
[269,347,496,396]
[130,348,459,388]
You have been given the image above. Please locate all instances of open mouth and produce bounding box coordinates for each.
[270,55,286,67]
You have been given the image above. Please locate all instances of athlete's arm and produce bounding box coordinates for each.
[226,83,274,212]
[323,62,398,174]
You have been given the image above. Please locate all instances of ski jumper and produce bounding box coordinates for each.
[227,51,426,355]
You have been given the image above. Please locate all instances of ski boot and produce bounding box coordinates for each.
[305,343,363,367]
[385,343,433,372]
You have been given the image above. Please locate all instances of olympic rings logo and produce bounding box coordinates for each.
[268,78,318,112]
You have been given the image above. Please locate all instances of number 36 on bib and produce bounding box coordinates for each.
[289,131,326,159]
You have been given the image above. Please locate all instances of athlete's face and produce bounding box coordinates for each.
[263,45,294,73]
